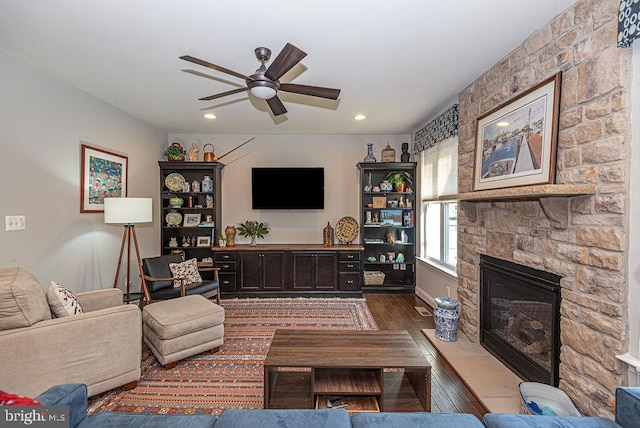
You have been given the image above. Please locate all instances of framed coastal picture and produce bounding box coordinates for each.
[473,72,561,191]
[81,144,128,213]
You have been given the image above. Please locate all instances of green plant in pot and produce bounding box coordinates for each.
[164,143,186,161]
[237,220,270,246]
[386,171,413,192]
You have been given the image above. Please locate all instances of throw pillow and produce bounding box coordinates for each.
[169,258,202,288]
[0,390,41,406]
[46,281,83,317]
[0,267,52,330]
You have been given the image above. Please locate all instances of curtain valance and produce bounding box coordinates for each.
[618,0,640,47]
[413,104,458,153]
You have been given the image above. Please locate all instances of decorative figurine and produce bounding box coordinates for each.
[323,222,335,247]
[381,143,395,162]
[401,142,411,162]
[189,143,200,161]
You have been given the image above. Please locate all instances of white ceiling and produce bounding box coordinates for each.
[0,0,576,135]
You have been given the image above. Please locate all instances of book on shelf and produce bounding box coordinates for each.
[327,396,348,408]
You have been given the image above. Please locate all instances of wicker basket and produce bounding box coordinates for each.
[363,271,385,285]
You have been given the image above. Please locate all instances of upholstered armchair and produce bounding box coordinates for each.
[0,267,141,398]
[139,254,220,304]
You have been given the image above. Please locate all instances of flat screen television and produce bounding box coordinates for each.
[252,167,324,210]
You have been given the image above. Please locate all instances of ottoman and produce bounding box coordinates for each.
[142,295,225,369]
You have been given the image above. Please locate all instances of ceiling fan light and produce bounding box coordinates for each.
[250,86,277,100]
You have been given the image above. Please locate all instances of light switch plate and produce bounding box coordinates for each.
[5,216,26,231]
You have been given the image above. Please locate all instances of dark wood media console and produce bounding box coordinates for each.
[211,244,364,297]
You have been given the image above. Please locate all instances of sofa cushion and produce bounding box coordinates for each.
[215,408,351,428]
[0,267,51,330]
[351,412,485,428]
[47,281,84,317]
[482,414,621,428]
[81,413,217,428]
[169,258,202,288]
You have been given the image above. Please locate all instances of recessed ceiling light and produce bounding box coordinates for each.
[353,114,366,121]
[204,113,216,119]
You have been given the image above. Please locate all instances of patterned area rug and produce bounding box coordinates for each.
[88,298,378,415]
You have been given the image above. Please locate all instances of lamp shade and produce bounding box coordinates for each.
[104,197,152,224]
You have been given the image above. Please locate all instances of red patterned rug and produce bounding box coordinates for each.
[88,298,378,415]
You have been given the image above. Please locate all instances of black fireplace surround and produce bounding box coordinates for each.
[480,255,562,386]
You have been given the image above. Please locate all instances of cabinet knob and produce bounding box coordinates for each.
[223,255,230,259]
[222,280,230,285]
[347,280,354,284]
[347,264,354,268]
[223,264,230,269]
[347,255,354,259]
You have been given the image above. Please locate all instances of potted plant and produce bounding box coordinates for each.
[164,143,186,161]
[237,220,270,246]
[386,171,413,192]
[218,235,227,247]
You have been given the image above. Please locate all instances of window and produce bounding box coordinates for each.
[420,136,458,271]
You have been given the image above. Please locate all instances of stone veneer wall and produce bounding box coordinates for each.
[456,0,631,417]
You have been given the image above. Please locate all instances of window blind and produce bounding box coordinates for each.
[421,136,458,201]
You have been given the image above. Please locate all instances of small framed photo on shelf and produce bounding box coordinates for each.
[372,196,387,208]
[380,209,403,226]
[183,213,201,227]
[196,236,211,247]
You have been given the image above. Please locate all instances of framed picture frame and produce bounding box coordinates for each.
[196,236,211,247]
[183,213,201,227]
[81,144,128,213]
[372,196,387,208]
[473,72,561,191]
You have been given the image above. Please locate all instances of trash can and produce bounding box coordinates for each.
[434,297,460,342]
[519,382,582,416]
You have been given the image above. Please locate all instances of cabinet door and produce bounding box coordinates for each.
[291,253,315,290]
[314,253,337,290]
[262,252,285,291]
[238,252,262,291]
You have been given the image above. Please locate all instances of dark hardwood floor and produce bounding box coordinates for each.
[364,293,487,418]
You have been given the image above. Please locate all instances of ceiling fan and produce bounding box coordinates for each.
[180,43,341,116]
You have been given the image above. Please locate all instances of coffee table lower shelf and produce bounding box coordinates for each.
[315,395,380,414]
[264,370,427,412]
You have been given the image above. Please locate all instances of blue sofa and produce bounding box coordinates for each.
[36,383,640,428]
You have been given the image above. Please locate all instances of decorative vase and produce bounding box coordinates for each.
[224,225,236,247]
[380,180,393,192]
[218,239,227,247]
[250,235,257,247]
[363,143,376,163]
[323,222,334,246]
[434,297,460,342]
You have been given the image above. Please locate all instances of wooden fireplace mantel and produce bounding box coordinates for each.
[440,184,596,229]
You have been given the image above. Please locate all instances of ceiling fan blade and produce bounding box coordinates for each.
[279,83,341,100]
[180,55,252,81]
[264,43,307,81]
[199,87,248,101]
[266,95,287,116]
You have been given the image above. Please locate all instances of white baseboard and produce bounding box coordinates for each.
[415,288,436,309]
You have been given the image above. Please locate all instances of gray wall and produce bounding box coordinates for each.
[0,49,164,293]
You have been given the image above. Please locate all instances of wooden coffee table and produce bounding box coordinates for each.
[263,330,431,412]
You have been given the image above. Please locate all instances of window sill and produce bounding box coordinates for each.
[416,256,458,279]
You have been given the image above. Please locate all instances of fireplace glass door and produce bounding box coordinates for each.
[480,255,561,386]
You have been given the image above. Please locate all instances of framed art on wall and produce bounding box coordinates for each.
[473,72,561,191]
[81,144,128,213]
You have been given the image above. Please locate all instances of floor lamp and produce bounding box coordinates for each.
[104,197,153,302]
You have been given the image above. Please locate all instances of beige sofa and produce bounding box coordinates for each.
[0,267,141,397]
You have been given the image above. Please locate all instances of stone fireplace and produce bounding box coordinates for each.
[480,255,561,386]
[454,0,630,418]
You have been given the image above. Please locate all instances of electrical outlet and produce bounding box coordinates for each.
[5,216,26,231]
